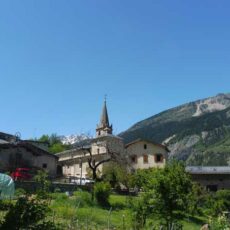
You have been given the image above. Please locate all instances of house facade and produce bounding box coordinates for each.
[126,139,168,170]
[186,166,230,191]
[0,133,58,177]
[57,100,169,178]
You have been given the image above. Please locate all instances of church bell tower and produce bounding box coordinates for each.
[96,99,113,137]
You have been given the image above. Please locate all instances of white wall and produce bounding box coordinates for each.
[126,141,168,170]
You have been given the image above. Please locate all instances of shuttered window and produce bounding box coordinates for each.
[143,154,148,164]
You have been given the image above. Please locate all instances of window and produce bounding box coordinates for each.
[143,154,148,164]
[206,185,218,192]
[155,154,163,163]
[131,155,137,163]
[42,163,47,169]
[144,144,147,149]
[97,148,100,154]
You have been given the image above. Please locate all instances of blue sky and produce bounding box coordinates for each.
[0,1,230,139]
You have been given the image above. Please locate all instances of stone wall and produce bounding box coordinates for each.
[15,181,91,193]
[191,174,230,191]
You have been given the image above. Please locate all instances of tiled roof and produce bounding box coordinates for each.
[125,138,169,151]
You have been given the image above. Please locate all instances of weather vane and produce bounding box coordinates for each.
[104,94,107,102]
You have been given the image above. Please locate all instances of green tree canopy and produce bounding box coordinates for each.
[132,161,196,229]
[34,133,71,154]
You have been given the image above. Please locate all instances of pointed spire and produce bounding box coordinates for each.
[99,99,110,127]
[96,97,113,137]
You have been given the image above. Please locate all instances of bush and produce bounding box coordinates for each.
[34,170,51,198]
[74,191,94,207]
[209,214,230,230]
[0,200,13,211]
[0,196,59,229]
[94,182,111,207]
[205,189,230,216]
[15,188,27,197]
[53,187,61,193]
[50,193,68,201]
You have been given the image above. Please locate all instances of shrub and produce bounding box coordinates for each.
[0,196,59,229]
[15,188,26,197]
[0,200,13,211]
[94,182,111,207]
[74,191,94,207]
[209,214,230,230]
[205,189,230,216]
[34,170,51,198]
[50,193,68,201]
[53,187,61,193]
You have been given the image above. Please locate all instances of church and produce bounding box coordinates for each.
[57,101,169,179]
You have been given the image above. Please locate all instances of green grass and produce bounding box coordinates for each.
[48,192,206,229]
[49,192,133,229]
[0,193,205,229]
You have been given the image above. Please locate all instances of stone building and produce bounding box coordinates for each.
[186,166,230,191]
[0,132,58,177]
[57,101,169,178]
[126,139,168,170]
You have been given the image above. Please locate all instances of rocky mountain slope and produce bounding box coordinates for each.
[119,93,230,166]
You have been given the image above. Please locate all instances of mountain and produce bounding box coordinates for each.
[59,133,92,145]
[119,93,230,166]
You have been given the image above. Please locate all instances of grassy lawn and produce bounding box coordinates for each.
[0,192,205,229]
[48,191,205,229]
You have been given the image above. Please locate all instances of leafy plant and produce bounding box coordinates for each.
[209,214,230,230]
[74,191,94,207]
[131,161,195,229]
[14,188,27,197]
[94,182,111,207]
[34,170,51,198]
[102,161,131,189]
[0,196,59,230]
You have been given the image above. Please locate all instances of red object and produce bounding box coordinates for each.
[11,168,32,181]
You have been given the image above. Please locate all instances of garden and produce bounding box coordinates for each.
[0,161,230,229]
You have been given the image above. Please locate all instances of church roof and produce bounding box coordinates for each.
[98,100,110,128]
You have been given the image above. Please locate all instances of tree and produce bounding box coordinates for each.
[82,146,111,181]
[102,161,131,189]
[38,135,50,143]
[129,168,157,191]
[49,143,66,154]
[36,134,70,154]
[134,161,195,229]
[80,144,128,181]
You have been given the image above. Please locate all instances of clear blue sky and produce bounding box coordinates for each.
[0,1,230,139]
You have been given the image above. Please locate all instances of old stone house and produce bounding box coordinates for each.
[57,101,169,178]
[126,139,168,170]
[0,132,58,177]
[186,166,230,191]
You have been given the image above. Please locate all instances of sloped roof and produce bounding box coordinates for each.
[0,141,58,159]
[125,138,169,152]
[186,166,230,174]
[0,132,15,143]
